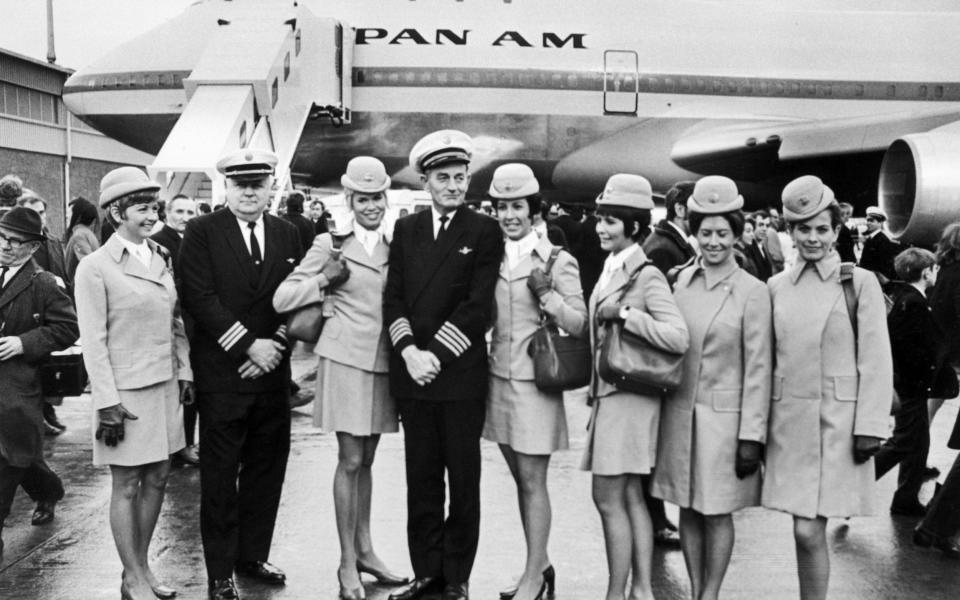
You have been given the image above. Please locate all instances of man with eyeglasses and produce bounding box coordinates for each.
[0,207,79,559]
[859,206,900,282]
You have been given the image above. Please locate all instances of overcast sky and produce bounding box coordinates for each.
[0,0,195,70]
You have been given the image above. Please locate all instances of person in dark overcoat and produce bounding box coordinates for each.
[927,222,960,427]
[0,207,78,559]
[179,149,303,600]
[642,181,696,275]
[383,130,503,600]
[281,191,317,257]
[858,206,900,281]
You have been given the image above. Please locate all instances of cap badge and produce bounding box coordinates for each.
[244,152,254,161]
[362,173,374,182]
[502,181,515,192]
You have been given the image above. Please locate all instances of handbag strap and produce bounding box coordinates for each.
[536,246,564,325]
[617,260,657,303]
[840,261,857,338]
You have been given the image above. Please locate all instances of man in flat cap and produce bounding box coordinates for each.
[384,130,503,600]
[178,148,304,600]
[859,205,900,281]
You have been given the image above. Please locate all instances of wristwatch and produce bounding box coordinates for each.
[618,305,631,320]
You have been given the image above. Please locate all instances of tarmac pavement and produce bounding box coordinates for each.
[2,345,959,599]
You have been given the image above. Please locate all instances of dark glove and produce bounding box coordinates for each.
[735,440,764,479]
[179,380,195,406]
[527,267,553,299]
[853,435,883,464]
[597,304,625,323]
[95,404,139,447]
[321,259,350,288]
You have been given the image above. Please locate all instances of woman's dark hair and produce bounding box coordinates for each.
[67,197,99,233]
[786,201,844,231]
[493,193,543,220]
[688,209,746,237]
[596,206,652,243]
[106,190,159,226]
[936,222,960,266]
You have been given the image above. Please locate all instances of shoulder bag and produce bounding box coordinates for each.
[286,234,346,343]
[22,270,88,397]
[528,247,592,392]
[597,261,685,396]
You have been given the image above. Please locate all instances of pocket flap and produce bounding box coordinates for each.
[834,376,859,401]
[712,389,742,412]
[772,377,783,401]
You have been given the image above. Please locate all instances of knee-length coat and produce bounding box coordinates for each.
[763,253,893,519]
[0,261,79,467]
[652,260,772,514]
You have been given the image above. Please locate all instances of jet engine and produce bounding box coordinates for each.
[879,131,960,246]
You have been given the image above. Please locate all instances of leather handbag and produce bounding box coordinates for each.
[285,234,345,343]
[528,247,591,392]
[39,346,88,397]
[597,262,685,396]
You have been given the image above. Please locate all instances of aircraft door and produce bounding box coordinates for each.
[603,50,638,115]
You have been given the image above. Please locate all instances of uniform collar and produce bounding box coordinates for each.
[789,250,841,284]
[685,256,739,290]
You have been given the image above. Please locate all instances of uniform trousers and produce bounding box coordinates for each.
[198,389,291,581]
[0,455,64,525]
[874,393,930,506]
[398,395,485,585]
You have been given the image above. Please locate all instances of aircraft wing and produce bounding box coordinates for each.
[670,108,960,180]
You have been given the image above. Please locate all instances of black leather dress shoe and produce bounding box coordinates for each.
[913,527,960,559]
[31,499,57,526]
[443,581,469,600]
[388,577,444,600]
[235,560,286,584]
[208,578,240,600]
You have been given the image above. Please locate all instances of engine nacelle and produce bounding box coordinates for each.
[879,132,960,246]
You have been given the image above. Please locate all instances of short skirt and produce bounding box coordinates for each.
[92,377,184,467]
[482,375,569,455]
[580,390,660,476]
[314,357,398,435]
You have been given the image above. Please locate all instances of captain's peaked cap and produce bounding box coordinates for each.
[596,174,655,210]
[488,163,539,199]
[781,175,836,223]
[687,176,744,214]
[865,205,887,220]
[216,148,278,181]
[341,156,391,193]
[409,130,473,174]
[99,166,161,208]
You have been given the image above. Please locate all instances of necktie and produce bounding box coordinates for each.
[247,222,262,269]
[436,215,449,243]
[0,266,8,291]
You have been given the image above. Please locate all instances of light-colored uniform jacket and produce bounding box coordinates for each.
[763,253,893,518]
[489,235,587,380]
[75,235,192,411]
[273,231,391,373]
[589,246,689,401]
[652,260,772,514]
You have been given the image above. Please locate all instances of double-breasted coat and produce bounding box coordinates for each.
[763,253,893,519]
[651,259,772,514]
[0,261,78,467]
[581,245,689,475]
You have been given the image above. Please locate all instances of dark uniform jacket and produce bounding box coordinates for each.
[384,208,502,400]
[0,261,78,466]
[150,225,183,270]
[179,208,302,393]
[283,212,317,257]
[887,282,956,398]
[859,230,900,281]
[643,219,696,275]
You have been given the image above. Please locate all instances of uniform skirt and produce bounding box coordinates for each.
[580,391,660,476]
[92,378,184,466]
[314,357,398,435]
[482,375,569,455]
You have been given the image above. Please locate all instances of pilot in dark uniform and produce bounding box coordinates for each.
[384,131,503,600]
[859,205,900,281]
[179,149,303,600]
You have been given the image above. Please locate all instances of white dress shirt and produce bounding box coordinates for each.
[431,207,458,240]
[117,236,153,268]
[237,215,265,260]
[354,222,382,257]
[504,231,539,271]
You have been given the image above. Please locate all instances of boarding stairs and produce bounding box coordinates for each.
[146,3,352,207]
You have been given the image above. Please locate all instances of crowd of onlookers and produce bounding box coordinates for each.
[2,141,960,600]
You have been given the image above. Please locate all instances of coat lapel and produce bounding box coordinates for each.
[341,234,388,272]
[0,260,38,313]
[257,215,283,289]
[218,211,259,287]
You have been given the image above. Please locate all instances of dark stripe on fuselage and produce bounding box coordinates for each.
[64,66,960,103]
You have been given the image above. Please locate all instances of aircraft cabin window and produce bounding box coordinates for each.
[271,78,279,108]
[936,86,944,99]
[855,84,864,97]
[295,30,302,55]
[887,84,896,97]
[284,53,290,81]
[919,85,928,98]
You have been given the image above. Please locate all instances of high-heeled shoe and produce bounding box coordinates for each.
[338,568,367,600]
[913,527,960,559]
[150,583,177,599]
[356,560,410,586]
[499,565,556,600]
